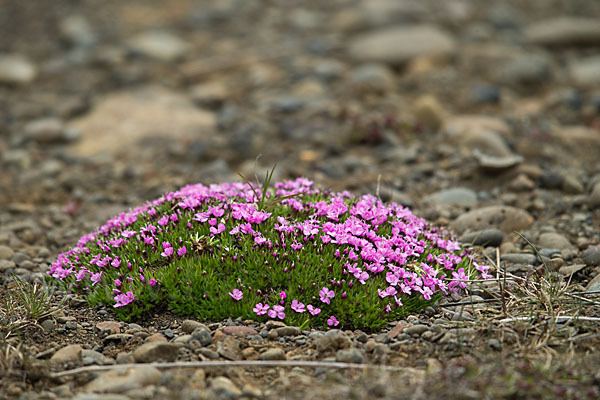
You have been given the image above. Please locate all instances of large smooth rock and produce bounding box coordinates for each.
[85,366,162,393]
[50,344,83,365]
[133,342,179,363]
[316,330,352,353]
[423,188,478,208]
[525,17,600,46]
[69,86,216,157]
[538,232,574,251]
[451,206,533,234]
[348,25,456,65]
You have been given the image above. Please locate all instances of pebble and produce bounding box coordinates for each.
[348,63,395,93]
[0,245,14,260]
[403,324,429,336]
[95,321,121,335]
[422,188,478,208]
[273,326,302,337]
[133,342,180,363]
[348,24,456,65]
[49,344,82,365]
[413,95,446,133]
[217,336,241,360]
[127,31,189,61]
[589,183,600,208]
[81,349,114,366]
[494,53,551,86]
[191,327,213,346]
[59,15,96,47]
[258,348,286,361]
[460,229,504,247]
[316,330,352,353]
[581,245,600,267]
[84,366,162,394]
[181,319,208,334]
[469,84,501,104]
[537,232,574,251]
[0,54,37,84]
[525,17,600,46]
[222,325,259,337]
[209,376,242,400]
[451,206,533,234]
[586,274,600,293]
[570,55,600,86]
[335,348,366,364]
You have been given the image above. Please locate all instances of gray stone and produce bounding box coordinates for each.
[191,327,213,346]
[50,344,82,365]
[274,326,302,337]
[84,366,162,393]
[500,253,538,265]
[460,229,504,247]
[133,342,179,363]
[73,394,131,400]
[348,25,456,65]
[581,245,600,267]
[0,54,37,84]
[82,349,115,366]
[525,17,600,46]
[335,348,366,364]
[316,330,352,353]
[258,348,286,361]
[40,319,56,333]
[538,232,574,251]
[423,188,478,208]
[586,273,600,293]
[128,31,189,61]
[210,376,242,400]
[451,206,533,235]
[403,324,428,336]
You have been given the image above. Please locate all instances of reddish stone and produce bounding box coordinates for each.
[95,321,121,335]
[387,323,405,339]
[223,325,259,337]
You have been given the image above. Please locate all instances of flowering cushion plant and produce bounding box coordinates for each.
[48,178,491,330]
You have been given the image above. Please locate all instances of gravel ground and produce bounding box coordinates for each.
[1,0,600,399]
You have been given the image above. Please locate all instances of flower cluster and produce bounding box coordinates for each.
[48,178,490,329]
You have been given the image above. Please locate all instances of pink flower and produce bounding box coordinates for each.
[177,246,187,256]
[307,304,321,316]
[291,299,305,313]
[158,215,169,226]
[90,271,102,286]
[327,315,339,327]
[385,305,392,313]
[111,257,121,268]
[229,289,243,301]
[253,303,270,315]
[113,291,135,308]
[268,305,285,319]
[319,287,335,304]
[280,291,287,300]
[161,242,174,258]
[139,274,145,283]
[149,278,158,287]
[210,223,226,235]
[115,279,122,287]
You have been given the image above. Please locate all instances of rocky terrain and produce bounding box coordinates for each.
[1,0,600,399]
